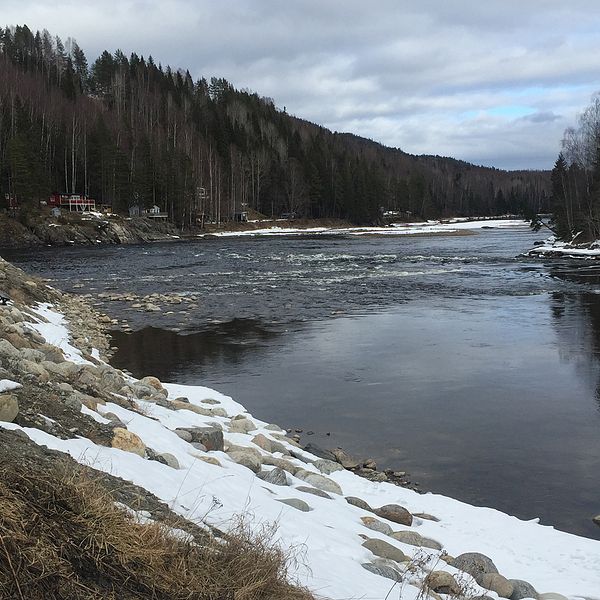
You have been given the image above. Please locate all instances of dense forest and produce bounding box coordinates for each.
[543,94,600,242]
[0,24,550,226]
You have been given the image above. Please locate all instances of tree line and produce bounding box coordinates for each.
[542,94,600,242]
[0,24,550,226]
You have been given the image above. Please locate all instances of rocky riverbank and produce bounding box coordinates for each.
[0,212,184,248]
[0,255,599,599]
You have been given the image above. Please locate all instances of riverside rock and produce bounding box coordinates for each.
[313,458,344,474]
[360,516,393,536]
[345,496,373,511]
[303,442,336,461]
[257,467,289,486]
[425,571,461,595]
[479,573,514,598]
[294,469,342,495]
[362,538,407,563]
[228,417,257,433]
[374,504,413,526]
[111,428,146,457]
[276,498,311,512]
[332,447,361,469]
[295,486,332,499]
[188,426,224,451]
[361,560,402,582]
[391,530,442,550]
[0,394,18,422]
[228,450,262,473]
[159,452,180,469]
[451,551,499,579]
[509,579,539,600]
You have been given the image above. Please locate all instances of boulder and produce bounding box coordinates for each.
[171,400,213,416]
[294,469,342,495]
[295,486,332,499]
[360,516,393,536]
[261,456,301,475]
[451,552,498,580]
[98,367,126,393]
[0,339,21,362]
[362,560,402,582]
[425,571,461,595]
[139,376,165,392]
[159,452,180,469]
[593,515,600,527]
[346,496,373,512]
[111,428,146,457]
[479,573,514,598]
[313,458,344,474]
[200,398,220,405]
[43,360,80,379]
[332,447,361,469]
[414,512,440,522]
[303,442,336,461]
[391,530,442,550]
[538,594,568,600]
[269,439,290,455]
[257,468,289,486]
[228,450,262,473]
[0,394,18,422]
[174,428,193,442]
[362,538,407,563]
[20,347,44,362]
[509,580,539,600]
[252,433,273,452]
[228,417,257,433]
[225,444,263,459]
[22,360,49,382]
[276,498,311,512]
[188,426,223,451]
[374,504,413,526]
[209,407,228,418]
[264,423,284,432]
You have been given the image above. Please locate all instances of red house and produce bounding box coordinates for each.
[49,193,96,212]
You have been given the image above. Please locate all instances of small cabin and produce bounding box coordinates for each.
[233,211,248,222]
[49,193,96,212]
[129,204,168,219]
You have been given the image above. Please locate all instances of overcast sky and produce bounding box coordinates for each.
[4,0,600,170]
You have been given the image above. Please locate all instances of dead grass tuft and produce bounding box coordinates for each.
[0,463,314,600]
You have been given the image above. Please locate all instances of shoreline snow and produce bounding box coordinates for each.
[205,218,530,239]
[527,236,600,259]
[2,300,600,600]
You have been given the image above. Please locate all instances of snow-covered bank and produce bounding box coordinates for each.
[0,256,599,600]
[207,219,530,238]
[527,236,600,259]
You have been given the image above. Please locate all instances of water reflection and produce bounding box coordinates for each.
[110,319,280,380]
[550,292,600,413]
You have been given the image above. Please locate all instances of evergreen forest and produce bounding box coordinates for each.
[0,25,550,226]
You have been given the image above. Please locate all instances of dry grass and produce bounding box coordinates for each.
[0,463,314,600]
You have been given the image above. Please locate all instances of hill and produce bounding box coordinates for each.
[0,25,549,227]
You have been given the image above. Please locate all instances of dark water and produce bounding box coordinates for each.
[5,226,600,540]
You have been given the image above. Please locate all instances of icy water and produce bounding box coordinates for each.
[5,225,600,540]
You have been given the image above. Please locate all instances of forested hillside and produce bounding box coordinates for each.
[0,25,550,226]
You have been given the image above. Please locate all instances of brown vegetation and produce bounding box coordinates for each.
[0,455,314,600]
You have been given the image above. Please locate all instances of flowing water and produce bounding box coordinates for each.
[5,224,600,540]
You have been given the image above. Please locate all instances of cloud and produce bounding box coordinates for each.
[4,0,600,169]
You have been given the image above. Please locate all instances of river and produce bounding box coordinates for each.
[5,223,600,540]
